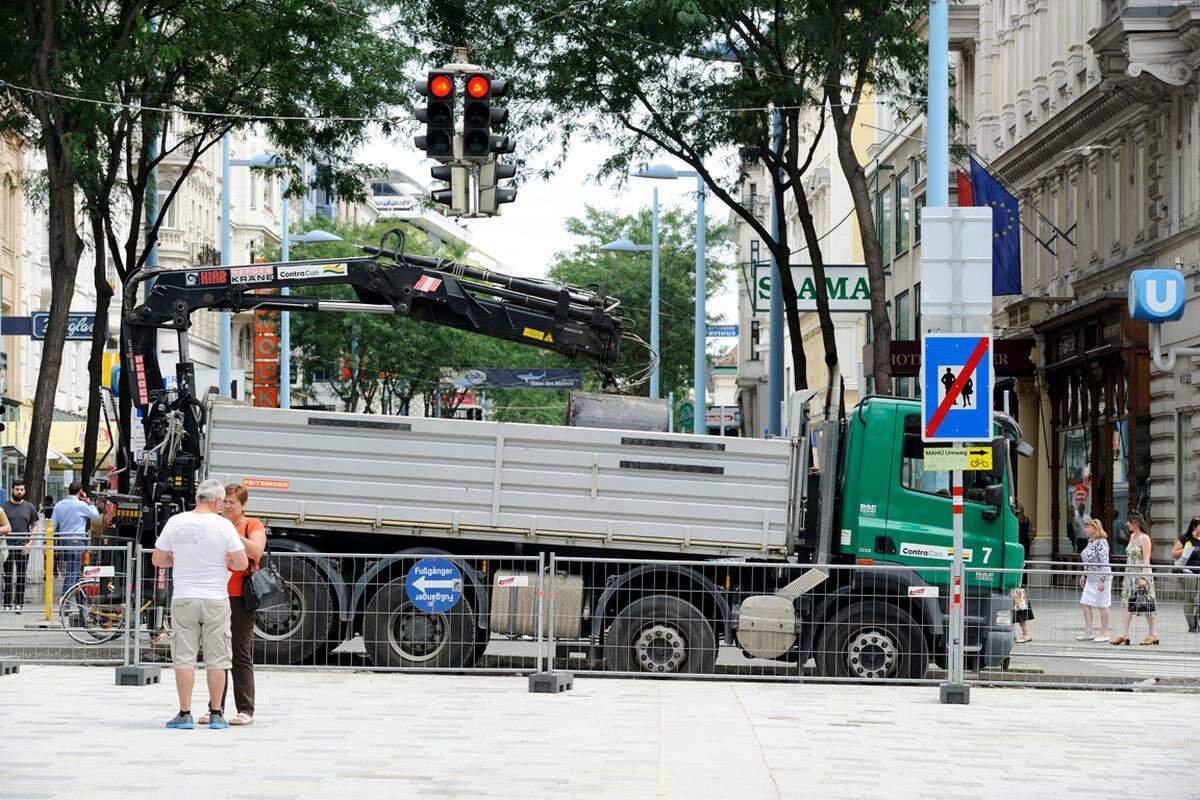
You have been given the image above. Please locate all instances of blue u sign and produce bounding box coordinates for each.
[1128,269,1186,323]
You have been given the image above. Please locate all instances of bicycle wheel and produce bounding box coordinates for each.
[59,581,125,645]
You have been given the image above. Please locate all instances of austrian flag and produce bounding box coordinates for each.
[413,275,443,293]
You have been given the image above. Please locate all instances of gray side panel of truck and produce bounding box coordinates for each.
[204,402,797,557]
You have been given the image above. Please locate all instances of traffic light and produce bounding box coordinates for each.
[414,71,455,162]
[462,72,511,162]
[430,163,468,216]
[478,159,517,215]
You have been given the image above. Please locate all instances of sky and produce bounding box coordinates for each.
[354,131,741,327]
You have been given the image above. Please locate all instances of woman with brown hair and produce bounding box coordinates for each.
[1112,512,1158,646]
[1076,518,1112,642]
[197,482,266,726]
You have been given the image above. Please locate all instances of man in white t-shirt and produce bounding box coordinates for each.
[152,479,248,730]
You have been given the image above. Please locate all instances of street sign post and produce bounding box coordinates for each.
[405,557,463,613]
[1128,267,1198,373]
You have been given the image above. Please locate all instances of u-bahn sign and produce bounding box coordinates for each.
[751,264,871,314]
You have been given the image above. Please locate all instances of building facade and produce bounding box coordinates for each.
[865,0,1200,558]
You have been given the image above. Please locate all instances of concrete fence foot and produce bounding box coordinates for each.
[0,661,20,677]
[528,671,573,693]
[115,665,162,686]
[939,682,970,705]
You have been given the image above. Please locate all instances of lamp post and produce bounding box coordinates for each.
[283,229,341,409]
[635,164,706,433]
[600,187,660,398]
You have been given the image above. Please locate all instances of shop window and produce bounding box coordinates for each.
[895,170,911,255]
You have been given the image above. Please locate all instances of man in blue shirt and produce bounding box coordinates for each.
[51,482,99,594]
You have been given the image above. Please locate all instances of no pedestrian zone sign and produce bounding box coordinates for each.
[921,333,993,444]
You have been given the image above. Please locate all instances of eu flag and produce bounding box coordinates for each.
[969,158,1022,296]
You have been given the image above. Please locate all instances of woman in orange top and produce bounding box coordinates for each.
[203,482,266,726]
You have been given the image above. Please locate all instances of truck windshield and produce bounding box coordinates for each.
[898,415,1004,503]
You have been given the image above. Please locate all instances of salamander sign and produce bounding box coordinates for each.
[750,264,871,314]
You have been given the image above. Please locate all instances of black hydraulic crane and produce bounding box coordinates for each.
[114,232,631,545]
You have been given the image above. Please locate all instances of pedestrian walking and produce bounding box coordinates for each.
[1112,512,1158,646]
[151,479,248,730]
[196,482,266,727]
[1172,515,1200,633]
[50,483,99,595]
[1076,519,1111,642]
[2,481,41,611]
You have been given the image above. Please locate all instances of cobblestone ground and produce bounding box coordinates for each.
[1,665,1197,799]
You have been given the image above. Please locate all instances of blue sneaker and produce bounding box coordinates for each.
[208,710,230,730]
[166,712,194,730]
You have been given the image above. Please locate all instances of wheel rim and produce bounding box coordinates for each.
[254,583,306,641]
[388,602,449,663]
[633,624,687,673]
[845,629,899,679]
[59,584,119,643]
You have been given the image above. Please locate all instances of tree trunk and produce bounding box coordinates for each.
[23,164,83,500]
[767,179,808,392]
[82,213,114,487]
[790,185,842,415]
[834,130,892,394]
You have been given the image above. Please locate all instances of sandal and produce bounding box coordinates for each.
[1014,635,1032,643]
[1139,636,1160,646]
[197,713,211,725]
[229,713,254,726]
[1109,636,1130,645]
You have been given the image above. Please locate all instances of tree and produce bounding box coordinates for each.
[1,1,414,495]
[546,205,728,404]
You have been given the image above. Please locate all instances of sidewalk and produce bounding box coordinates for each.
[1,666,1197,799]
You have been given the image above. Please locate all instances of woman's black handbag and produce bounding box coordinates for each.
[1128,586,1156,615]
[242,552,289,612]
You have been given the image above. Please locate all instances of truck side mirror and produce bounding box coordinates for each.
[981,483,1005,522]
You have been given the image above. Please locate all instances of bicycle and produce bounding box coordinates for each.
[59,573,172,647]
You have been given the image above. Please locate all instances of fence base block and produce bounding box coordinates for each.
[0,661,19,677]
[939,682,971,705]
[115,665,162,686]
[528,671,573,693]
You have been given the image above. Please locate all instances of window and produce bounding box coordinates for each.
[749,182,757,206]
[899,415,1002,501]
[895,290,910,340]
[263,177,273,211]
[750,319,761,361]
[895,170,911,255]
[159,179,177,228]
[914,194,925,245]
[913,282,922,345]
[875,190,893,264]
[250,173,259,210]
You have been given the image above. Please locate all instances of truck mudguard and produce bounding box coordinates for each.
[590,564,733,642]
[349,548,490,630]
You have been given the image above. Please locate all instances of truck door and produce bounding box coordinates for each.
[883,413,1007,584]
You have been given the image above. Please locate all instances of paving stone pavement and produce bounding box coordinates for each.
[1,665,1198,799]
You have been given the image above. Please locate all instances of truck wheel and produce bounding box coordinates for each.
[253,556,335,665]
[604,595,717,674]
[363,580,475,669]
[816,601,928,681]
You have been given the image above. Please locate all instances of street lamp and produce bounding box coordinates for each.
[635,163,706,434]
[600,190,661,398]
[282,228,342,409]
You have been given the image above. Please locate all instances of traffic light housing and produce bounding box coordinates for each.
[430,164,469,216]
[478,159,517,215]
[414,71,456,162]
[462,72,511,162]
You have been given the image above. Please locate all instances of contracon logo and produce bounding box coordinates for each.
[277,263,349,280]
[1128,268,1186,323]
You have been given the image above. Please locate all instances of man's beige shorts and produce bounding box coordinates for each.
[171,598,232,670]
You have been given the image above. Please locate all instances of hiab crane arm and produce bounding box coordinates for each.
[116,240,629,544]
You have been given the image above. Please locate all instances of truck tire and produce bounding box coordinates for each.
[815,601,929,681]
[253,556,336,665]
[604,595,717,675]
[363,580,475,669]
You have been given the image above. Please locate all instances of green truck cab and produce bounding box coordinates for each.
[801,396,1027,676]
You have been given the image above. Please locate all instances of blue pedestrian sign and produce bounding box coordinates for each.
[1128,269,1186,323]
[921,334,993,443]
[405,557,463,613]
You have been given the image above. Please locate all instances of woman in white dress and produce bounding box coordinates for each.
[1077,519,1112,642]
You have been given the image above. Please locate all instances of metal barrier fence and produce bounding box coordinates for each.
[0,543,133,665]
[545,555,953,683]
[133,550,546,674]
[969,564,1200,690]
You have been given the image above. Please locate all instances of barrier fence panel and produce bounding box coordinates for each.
[967,564,1200,689]
[545,556,955,684]
[0,543,133,665]
[135,550,544,674]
